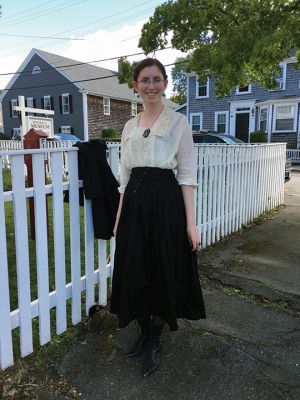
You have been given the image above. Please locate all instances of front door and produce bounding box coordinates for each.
[235,113,249,142]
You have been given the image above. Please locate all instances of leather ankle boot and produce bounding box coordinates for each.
[126,316,150,358]
[143,316,164,377]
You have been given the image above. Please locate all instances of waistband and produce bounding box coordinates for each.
[131,167,174,178]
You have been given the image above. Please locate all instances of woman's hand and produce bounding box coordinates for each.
[187,225,200,251]
[113,221,118,237]
[113,194,124,237]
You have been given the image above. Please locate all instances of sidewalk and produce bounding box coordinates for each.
[56,174,300,400]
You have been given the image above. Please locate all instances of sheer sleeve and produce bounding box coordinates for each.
[176,116,197,187]
[118,124,131,194]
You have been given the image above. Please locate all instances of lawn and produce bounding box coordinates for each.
[1,168,105,399]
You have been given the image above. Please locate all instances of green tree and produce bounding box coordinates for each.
[138,0,300,97]
[170,56,189,104]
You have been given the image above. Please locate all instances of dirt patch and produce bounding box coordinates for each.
[237,240,267,254]
[224,258,248,271]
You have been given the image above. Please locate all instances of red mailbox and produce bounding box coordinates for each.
[23,128,50,240]
[24,128,49,165]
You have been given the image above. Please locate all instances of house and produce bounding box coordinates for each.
[0,104,3,133]
[184,56,300,149]
[0,48,145,140]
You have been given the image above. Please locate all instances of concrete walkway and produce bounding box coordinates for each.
[57,174,300,400]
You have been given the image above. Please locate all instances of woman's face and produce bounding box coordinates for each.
[133,65,168,105]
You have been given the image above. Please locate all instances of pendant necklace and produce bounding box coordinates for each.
[142,106,164,138]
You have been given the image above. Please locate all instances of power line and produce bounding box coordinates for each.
[0,0,85,29]
[0,0,157,57]
[0,33,85,40]
[1,0,58,22]
[2,58,184,92]
[0,47,172,77]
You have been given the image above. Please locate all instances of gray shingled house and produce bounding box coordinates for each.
[178,56,300,149]
[0,48,145,140]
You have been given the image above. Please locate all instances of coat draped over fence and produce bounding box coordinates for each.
[0,141,286,370]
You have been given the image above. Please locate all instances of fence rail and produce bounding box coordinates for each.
[287,149,300,163]
[0,143,286,370]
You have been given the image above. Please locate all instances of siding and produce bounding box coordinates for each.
[87,95,143,138]
[2,54,84,139]
[188,62,300,147]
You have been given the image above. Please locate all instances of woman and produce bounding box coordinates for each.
[110,58,206,377]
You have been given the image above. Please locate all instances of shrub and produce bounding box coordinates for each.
[250,130,267,143]
[0,131,10,140]
[102,127,117,139]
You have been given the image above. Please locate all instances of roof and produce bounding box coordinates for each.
[36,49,142,103]
[174,102,187,111]
[256,94,300,106]
[0,48,142,104]
[162,97,178,109]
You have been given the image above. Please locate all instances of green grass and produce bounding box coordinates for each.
[2,168,108,352]
[1,168,108,398]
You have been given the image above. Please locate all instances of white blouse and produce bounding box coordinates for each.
[119,106,197,193]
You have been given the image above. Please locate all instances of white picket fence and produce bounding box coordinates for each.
[194,143,285,248]
[287,148,300,163]
[0,143,286,370]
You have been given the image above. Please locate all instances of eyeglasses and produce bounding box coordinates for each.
[138,78,165,87]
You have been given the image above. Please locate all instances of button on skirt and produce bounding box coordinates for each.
[110,167,206,331]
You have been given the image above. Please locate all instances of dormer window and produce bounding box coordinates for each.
[236,85,251,94]
[196,76,209,98]
[275,64,286,90]
[32,66,41,75]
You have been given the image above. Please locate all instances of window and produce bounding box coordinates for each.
[259,108,268,132]
[43,95,52,110]
[215,112,228,133]
[190,113,203,131]
[274,105,296,131]
[236,85,251,94]
[32,66,41,74]
[62,94,70,114]
[270,64,287,91]
[131,102,137,116]
[103,97,110,115]
[26,97,34,116]
[12,128,21,139]
[61,126,71,133]
[196,77,209,98]
[11,99,18,118]
[275,64,286,90]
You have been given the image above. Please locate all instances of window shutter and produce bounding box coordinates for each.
[33,98,36,108]
[70,127,74,134]
[25,98,28,107]
[50,96,54,110]
[69,95,73,114]
[41,97,44,109]
[58,127,62,133]
[9,101,12,117]
[59,96,62,114]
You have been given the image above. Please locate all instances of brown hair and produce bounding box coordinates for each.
[133,58,168,81]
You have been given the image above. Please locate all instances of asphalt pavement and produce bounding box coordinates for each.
[56,172,300,400]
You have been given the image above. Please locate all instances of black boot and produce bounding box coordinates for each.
[126,316,150,358]
[143,316,164,377]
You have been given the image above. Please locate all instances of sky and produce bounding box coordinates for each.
[0,0,187,96]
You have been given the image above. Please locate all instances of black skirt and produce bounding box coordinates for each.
[110,167,206,331]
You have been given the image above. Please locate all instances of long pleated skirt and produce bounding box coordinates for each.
[110,167,206,331]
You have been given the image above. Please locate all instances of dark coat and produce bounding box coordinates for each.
[74,140,119,240]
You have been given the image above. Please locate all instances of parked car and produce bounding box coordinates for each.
[285,157,292,180]
[53,133,80,141]
[193,131,292,180]
[192,131,244,144]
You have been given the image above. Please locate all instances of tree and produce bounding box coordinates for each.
[138,0,300,96]
[170,56,189,104]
